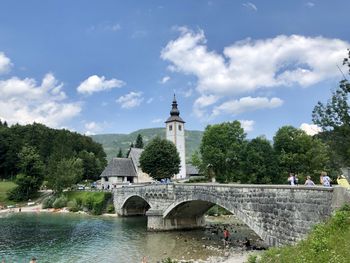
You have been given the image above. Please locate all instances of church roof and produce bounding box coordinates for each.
[100,158,137,177]
[128,147,144,168]
[165,94,185,123]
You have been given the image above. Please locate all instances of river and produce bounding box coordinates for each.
[0,213,261,263]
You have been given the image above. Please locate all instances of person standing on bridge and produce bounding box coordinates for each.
[320,171,332,187]
[223,228,230,246]
[304,176,315,186]
[288,173,296,186]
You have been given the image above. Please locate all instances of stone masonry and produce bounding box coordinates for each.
[113,183,350,246]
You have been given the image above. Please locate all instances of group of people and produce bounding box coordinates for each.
[288,171,349,188]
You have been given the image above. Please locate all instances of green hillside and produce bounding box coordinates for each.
[91,128,203,161]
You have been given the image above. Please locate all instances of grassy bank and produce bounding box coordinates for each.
[65,191,113,215]
[42,191,113,215]
[0,181,16,206]
[253,205,350,263]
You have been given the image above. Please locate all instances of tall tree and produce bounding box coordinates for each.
[312,50,350,167]
[117,148,123,158]
[8,146,45,201]
[135,134,144,148]
[241,137,281,184]
[200,121,246,183]
[139,137,180,180]
[47,157,83,194]
[273,126,330,181]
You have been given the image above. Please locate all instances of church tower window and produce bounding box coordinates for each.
[169,125,172,131]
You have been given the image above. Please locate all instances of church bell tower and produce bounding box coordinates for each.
[165,94,186,179]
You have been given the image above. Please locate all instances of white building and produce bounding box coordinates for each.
[165,95,186,179]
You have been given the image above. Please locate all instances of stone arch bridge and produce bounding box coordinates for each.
[112,183,350,246]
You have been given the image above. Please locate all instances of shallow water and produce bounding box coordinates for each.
[0,213,259,263]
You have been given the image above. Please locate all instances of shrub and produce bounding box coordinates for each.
[42,196,56,209]
[53,195,68,209]
[247,254,257,263]
[67,199,79,212]
[106,204,115,213]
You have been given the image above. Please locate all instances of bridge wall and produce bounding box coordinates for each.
[113,184,341,246]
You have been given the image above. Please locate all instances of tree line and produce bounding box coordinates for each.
[0,122,107,200]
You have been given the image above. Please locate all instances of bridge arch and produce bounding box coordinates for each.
[162,197,265,242]
[120,194,151,216]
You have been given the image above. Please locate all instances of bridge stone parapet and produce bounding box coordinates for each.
[113,183,348,246]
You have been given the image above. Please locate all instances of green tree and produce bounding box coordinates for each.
[8,146,44,201]
[312,51,350,167]
[135,134,144,148]
[139,137,180,180]
[47,158,83,194]
[241,137,281,184]
[273,126,330,181]
[117,148,123,158]
[200,121,246,183]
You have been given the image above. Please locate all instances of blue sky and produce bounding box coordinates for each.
[0,0,349,139]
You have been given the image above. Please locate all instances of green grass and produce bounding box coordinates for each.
[64,191,112,215]
[258,205,350,263]
[0,181,17,206]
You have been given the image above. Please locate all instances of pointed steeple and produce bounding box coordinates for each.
[165,94,185,123]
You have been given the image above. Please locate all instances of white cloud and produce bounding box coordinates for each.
[212,97,283,117]
[161,28,349,119]
[239,120,255,132]
[116,91,144,109]
[242,2,258,11]
[160,76,170,84]
[300,123,322,136]
[146,98,154,104]
[77,75,125,95]
[0,52,12,74]
[0,73,81,127]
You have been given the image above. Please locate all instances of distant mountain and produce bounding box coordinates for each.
[91,128,203,162]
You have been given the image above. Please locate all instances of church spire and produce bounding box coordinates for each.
[170,94,180,116]
[165,94,185,123]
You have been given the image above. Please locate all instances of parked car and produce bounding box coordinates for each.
[77,185,85,190]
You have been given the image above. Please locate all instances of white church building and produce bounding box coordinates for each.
[100,95,189,187]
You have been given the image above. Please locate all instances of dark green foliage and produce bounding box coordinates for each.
[135,134,144,148]
[139,137,180,180]
[273,126,331,181]
[0,123,107,184]
[241,137,281,184]
[259,206,350,263]
[117,148,123,158]
[200,121,246,183]
[8,146,45,201]
[46,157,83,194]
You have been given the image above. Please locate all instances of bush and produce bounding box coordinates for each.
[42,196,56,209]
[106,204,115,213]
[67,200,80,212]
[64,191,112,215]
[53,195,68,209]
